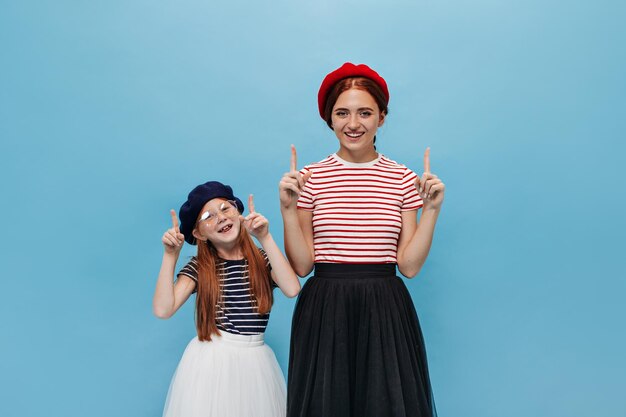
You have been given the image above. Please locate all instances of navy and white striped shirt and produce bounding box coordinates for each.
[177,250,275,335]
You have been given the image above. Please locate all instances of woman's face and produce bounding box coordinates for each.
[331,88,385,160]
[192,198,241,247]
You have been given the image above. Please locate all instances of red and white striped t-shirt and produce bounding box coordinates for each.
[297,153,423,264]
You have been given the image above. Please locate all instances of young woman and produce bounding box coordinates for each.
[154,181,300,417]
[279,63,444,417]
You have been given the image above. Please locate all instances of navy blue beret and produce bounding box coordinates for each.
[178,181,244,245]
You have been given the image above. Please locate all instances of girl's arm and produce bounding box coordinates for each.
[257,232,301,297]
[152,210,196,318]
[278,145,314,277]
[243,195,300,297]
[153,252,196,318]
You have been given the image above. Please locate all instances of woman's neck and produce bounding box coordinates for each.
[336,147,378,163]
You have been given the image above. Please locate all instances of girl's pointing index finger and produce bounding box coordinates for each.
[170,209,179,230]
[248,194,255,213]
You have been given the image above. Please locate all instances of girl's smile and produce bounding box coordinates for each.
[217,223,233,234]
[193,198,242,252]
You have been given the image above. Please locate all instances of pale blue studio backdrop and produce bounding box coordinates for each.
[1,1,624,416]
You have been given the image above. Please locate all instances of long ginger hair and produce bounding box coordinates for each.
[195,224,273,341]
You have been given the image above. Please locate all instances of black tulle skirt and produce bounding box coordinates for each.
[287,263,437,417]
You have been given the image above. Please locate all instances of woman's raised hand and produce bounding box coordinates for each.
[415,147,445,210]
[162,210,185,254]
[279,145,312,210]
[242,194,270,240]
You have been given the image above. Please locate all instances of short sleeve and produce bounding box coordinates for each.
[401,167,424,211]
[296,167,314,212]
[178,257,199,282]
[258,248,278,289]
[177,257,199,293]
[258,248,272,271]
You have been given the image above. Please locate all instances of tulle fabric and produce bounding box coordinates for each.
[163,331,286,417]
[288,263,437,417]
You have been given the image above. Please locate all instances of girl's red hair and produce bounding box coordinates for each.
[195,224,272,342]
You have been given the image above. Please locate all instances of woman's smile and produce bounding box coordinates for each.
[331,88,384,162]
[344,131,365,140]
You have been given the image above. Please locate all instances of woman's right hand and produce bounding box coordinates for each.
[162,209,185,255]
[279,145,311,210]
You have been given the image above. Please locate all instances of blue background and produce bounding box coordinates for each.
[1,0,624,416]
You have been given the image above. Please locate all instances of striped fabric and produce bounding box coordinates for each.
[297,153,423,264]
[177,250,274,335]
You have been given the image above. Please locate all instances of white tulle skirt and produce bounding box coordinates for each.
[162,331,286,417]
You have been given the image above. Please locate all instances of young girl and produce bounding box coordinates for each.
[154,181,300,417]
[279,63,445,416]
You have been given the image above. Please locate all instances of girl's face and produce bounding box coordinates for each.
[192,198,241,247]
[331,88,385,161]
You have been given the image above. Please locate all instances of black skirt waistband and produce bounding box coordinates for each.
[313,263,397,279]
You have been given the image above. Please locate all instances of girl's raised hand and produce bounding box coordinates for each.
[279,145,312,210]
[242,194,270,240]
[415,147,445,210]
[162,209,185,254]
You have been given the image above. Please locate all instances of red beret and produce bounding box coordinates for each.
[317,62,390,119]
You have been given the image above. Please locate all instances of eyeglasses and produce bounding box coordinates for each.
[197,200,238,226]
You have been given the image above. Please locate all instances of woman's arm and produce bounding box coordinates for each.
[279,145,314,277]
[396,208,441,278]
[397,148,446,278]
[281,207,315,277]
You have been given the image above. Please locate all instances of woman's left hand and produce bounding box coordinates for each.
[415,147,445,211]
[242,194,270,239]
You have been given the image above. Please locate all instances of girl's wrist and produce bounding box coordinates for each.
[163,250,180,260]
[257,232,273,246]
